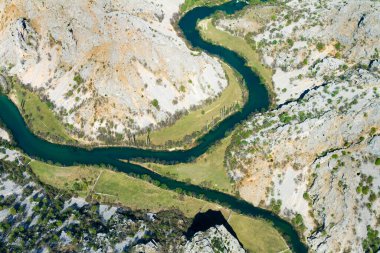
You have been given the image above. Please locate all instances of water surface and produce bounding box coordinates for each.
[0,1,307,252]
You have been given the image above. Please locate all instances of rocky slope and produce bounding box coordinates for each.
[217,0,380,104]
[0,144,245,253]
[0,0,227,142]
[216,0,380,252]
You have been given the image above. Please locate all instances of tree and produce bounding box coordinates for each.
[151,99,160,110]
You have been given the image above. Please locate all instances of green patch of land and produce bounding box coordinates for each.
[143,135,235,194]
[226,212,289,253]
[30,160,99,198]
[10,79,73,144]
[137,63,244,147]
[30,160,288,252]
[199,18,274,93]
[180,0,229,13]
[31,160,219,217]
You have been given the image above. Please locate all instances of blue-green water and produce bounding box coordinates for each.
[0,1,308,252]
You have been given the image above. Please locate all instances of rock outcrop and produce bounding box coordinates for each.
[215,0,380,251]
[218,0,380,105]
[0,0,228,142]
[0,128,10,142]
[184,225,245,253]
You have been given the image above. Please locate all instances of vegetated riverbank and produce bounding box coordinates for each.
[135,63,245,149]
[141,136,236,195]
[29,158,289,253]
[0,88,307,253]
[0,0,268,151]
[198,16,276,106]
[0,158,249,252]
[0,1,308,252]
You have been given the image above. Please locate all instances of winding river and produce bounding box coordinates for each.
[0,1,308,252]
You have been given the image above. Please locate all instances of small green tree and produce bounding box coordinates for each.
[316,42,325,51]
[151,99,160,110]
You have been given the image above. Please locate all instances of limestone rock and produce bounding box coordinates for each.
[0,0,228,142]
[183,225,245,253]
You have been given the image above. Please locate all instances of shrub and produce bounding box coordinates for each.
[362,226,380,252]
[73,73,84,85]
[334,42,341,50]
[287,38,294,47]
[151,99,160,110]
[279,112,293,124]
[375,158,380,166]
[316,42,325,51]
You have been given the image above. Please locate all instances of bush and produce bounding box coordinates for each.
[334,42,341,50]
[375,158,380,166]
[316,42,325,51]
[279,112,293,124]
[151,99,160,110]
[73,74,84,85]
[287,38,294,47]
[363,226,380,252]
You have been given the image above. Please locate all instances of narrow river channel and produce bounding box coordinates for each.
[0,1,308,252]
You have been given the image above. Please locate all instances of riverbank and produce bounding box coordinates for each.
[30,158,289,252]
[0,1,308,251]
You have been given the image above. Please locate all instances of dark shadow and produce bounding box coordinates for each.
[185,209,243,247]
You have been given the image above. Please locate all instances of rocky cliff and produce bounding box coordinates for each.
[216,0,380,251]
[0,0,227,142]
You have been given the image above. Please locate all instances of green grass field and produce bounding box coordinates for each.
[93,170,218,216]
[199,18,274,92]
[137,63,244,147]
[30,160,99,198]
[143,135,235,194]
[226,212,289,253]
[30,160,219,217]
[11,81,73,144]
[180,0,229,13]
[31,160,289,252]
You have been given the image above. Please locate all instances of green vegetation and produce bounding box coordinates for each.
[279,112,295,124]
[151,99,160,110]
[375,158,380,166]
[180,0,228,13]
[362,226,380,252]
[92,170,215,216]
[1,160,194,252]
[31,160,220,217]
[10,78,73,144]
[30,160,99,197]
[199,18,273,92]
[139,64,243,147]
[30,160,288,251]
[316,42,325,51]
[226,212,289,253]
[334,42,341,51]
[73,73,84,85]
[287,38,294,47]
[143,136,235,194]
[270,198,282,214]
[291,213,306,233]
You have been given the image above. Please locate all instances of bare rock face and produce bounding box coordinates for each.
[307,136,380,252]
[183,225,245,253]
[0,75,9,93]
[226,68,380,252]
[218,0,380,105]
[0,128,10,142]
[214,0,380,251]
[0,0,227,142]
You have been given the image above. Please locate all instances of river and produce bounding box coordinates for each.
[0,1,308,252]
